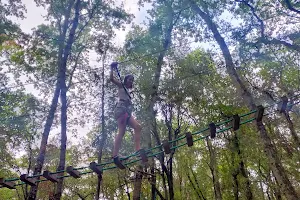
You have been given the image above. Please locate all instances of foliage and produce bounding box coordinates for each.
[0,0,299,199]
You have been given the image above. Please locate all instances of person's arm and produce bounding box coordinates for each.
[109,62,122,87]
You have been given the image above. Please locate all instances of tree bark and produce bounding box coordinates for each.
[232,170,239,200]
[133,165,143,200]
[187,172,203,199]
[272,175,283,200]
[284,111,300,149]
[54,77,67,200]
[206,138,222,200]
[231,132,253,200]
[162,103,176,200]
[168,157,174,200]
[189,1,299,199]
[240,159,253,200]
[191,169,207,200]
[23,135,34,199]
[55,0,81,199]
[150,167,156,200]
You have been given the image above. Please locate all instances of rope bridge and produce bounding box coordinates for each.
[0,94,299,189]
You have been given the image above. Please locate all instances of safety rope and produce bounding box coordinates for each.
[114,64,132,99]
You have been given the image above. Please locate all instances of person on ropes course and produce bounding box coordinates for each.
[109,61,142,163]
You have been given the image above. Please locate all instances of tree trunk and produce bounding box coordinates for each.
[273,175,283,200]
[189,1,299,199]
[55,0,81,199]
[161,164,169,200]
[187,172,202,199]
[258,160,274,200]
[54,79,67,200]
[259,180,265,200]
[232,171,239,200]
[146,1,175,199]
[133,165,143,200]
[284,111,300,149]
[28,1,74,199]
[230,138,239,200]
[167,157,174,200]
[162,103,176,200]
[94,48,109,200]
[191,169,207,200]
[150,166,156,200]
[232,132,253,200]
[28,80,61,200]
[240,160,253,200]
[148,179,166,200]
[206,138,222,200]
[23,136,34,199]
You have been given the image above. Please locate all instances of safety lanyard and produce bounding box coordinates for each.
[115,66,132,99]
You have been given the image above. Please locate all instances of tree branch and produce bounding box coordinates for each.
[284,0,300,14]
[259,37,300,52]
[148,179,166,200]
[237,0,265,37]
[243,74,276,102]
[187,172,203,199]
[67,46,85,89]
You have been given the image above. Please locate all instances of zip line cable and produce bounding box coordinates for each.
[1,95,299,188]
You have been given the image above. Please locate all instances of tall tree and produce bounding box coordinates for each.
[187,0,299,199]
[25,0,132,199]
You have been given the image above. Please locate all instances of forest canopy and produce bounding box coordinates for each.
[0,0,299,199]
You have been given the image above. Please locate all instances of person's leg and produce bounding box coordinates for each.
[128,117,142,151]
[113,114,127,157]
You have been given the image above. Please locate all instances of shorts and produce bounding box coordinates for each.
[114,100,133,123]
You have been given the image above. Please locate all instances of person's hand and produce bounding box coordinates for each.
[110,62,118,69]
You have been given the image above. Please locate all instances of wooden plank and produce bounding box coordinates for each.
[66,166,81,178]
[209,123,216,138]
[162,140,171,154]
[113,157,126,170]
[89,162,103,175]
[186,132,193,147]
[232,114,240,131]
[20,174,36,186]
[43,171,58,183]
[256,105,265,122]
[0,178,15,189]
[139,149,148,163]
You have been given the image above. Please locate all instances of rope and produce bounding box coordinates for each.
[114,65,132,99]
